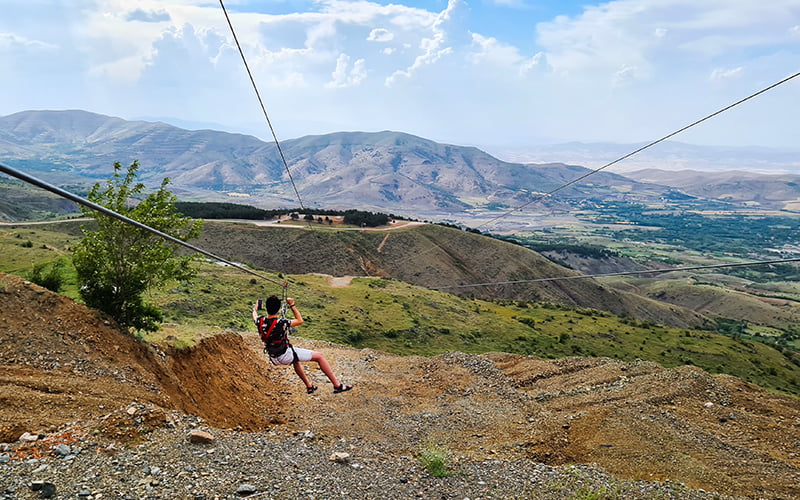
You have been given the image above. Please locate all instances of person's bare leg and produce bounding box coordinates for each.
[310,351,340,387]
[293,362,313,389]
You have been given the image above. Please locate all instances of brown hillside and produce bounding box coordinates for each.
[193,221,708,329]
[0,272,288,441]
[636,280,800,331]
[1,273,799,498]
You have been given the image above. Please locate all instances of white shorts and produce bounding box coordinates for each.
[270,346,313,365]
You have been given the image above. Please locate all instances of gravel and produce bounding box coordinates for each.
[1,405,744,500]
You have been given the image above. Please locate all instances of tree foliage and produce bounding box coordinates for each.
[173,202,396,227]
[342,209,389,227]
[174,201,271,220]
[73,161,203,332]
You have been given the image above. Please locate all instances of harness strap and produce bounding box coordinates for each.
[258,316,276,341]
[259,316,297,363]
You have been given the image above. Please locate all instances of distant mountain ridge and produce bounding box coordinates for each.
[626,168,800,211]
[1,109,798,215]
[0,110,666,213]
[490,140,800,174]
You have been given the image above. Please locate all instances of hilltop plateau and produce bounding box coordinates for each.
[1,273,800,499]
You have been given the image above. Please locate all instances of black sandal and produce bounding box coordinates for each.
[333,384,352,394]
[306,385,318,394]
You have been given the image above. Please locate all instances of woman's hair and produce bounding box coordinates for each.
[265,295,282,315]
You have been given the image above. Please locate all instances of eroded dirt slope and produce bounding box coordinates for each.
[0,273,288,439]
[1,272,799,499]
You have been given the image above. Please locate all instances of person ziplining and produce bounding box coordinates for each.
[253,295,353,394]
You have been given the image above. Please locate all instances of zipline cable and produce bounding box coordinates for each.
[219,3,800,294]
[426,70,800,291]
[218,0,306,212]
[430,256,800,290]
[475,70,800,231]
[4,162,799,295]
[0,162,287,289]
[390,69,800,274]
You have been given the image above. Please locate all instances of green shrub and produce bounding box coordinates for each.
[29,259,66,293]
[346,329,364,344]
[418,442,451,478]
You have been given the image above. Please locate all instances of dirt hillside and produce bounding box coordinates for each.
[192,222,709,329]
[1,272,799,498]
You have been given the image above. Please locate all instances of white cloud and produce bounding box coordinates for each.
[536,0,799,79]
[2,0,799,149]
[368,28,394,42]
[126,8,171,23]
[0,32,57,51]
[520,52,546,77]
[385,0,464,86]
[710,66,744,82]
[613,64,645,87]
[89,53,151,83]
[305,18,340,49]
[266,72,308,89]
[326,53,367,88]
[468,33,524,68]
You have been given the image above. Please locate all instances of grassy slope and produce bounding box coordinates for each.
[522,228,800,333]
[2,223,799,397]
[0,179,81,222]
[632,278,800,331]
[148,262,800,396]
[0,223,83,299]
[192,221,708,329]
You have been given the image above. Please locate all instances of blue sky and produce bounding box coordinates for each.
[1,0,799,156]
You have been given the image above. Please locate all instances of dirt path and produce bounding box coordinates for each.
[308,273,358,287]
[327,276,354,287]
[377,232,390,252]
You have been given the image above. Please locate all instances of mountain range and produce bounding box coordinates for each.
[1,109,799,217]
[489,140,800,175]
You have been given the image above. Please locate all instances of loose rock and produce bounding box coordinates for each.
[18,432,40,443]
[329,451,350,463]
[188,430,216,444]
[236,483,257,496]
[30,481,56,499]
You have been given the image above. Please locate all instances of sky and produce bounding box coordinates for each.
[2,0,799,154]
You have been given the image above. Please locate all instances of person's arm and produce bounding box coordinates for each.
[286,298,304,327]
[252,302,260,323]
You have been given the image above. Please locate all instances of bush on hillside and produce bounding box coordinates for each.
[29,258,66,293]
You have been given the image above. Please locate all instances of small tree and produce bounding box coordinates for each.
[73,161,203,332]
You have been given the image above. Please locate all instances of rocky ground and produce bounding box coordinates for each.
[1,272,799,499]
[1,405,743,500]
